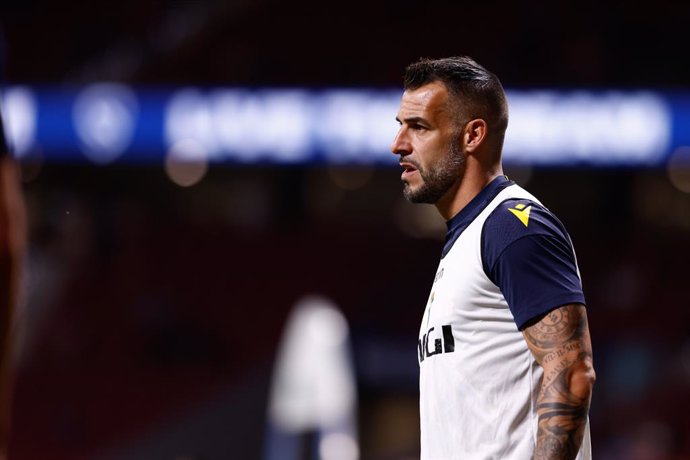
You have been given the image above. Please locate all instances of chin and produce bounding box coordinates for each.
[402,182,416,200]
[403,186,432,204]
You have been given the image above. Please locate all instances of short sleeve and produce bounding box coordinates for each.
[481,199,586,330]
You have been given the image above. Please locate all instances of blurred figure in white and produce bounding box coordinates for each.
[264,295,358,460]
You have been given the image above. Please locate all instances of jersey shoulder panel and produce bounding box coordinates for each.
[481,197,585,329]
[481,198,570,278]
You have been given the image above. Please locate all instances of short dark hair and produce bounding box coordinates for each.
[403,56,508,144]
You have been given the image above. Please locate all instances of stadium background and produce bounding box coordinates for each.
[2,0,690,458]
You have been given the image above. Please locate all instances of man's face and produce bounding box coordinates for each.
[391,81,465,204]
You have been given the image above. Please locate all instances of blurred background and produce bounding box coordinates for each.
[1,0,690,459]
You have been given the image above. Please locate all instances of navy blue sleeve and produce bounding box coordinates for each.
[482,199,586,330]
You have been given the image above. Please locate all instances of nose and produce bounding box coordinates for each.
[390,127,411,157]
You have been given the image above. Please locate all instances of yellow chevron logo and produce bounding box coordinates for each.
[508,203,532,227]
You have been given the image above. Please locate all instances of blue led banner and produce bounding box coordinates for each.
[1,84,686,166]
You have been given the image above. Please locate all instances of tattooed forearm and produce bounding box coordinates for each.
[534,358,590,460]
[523,304,595,460]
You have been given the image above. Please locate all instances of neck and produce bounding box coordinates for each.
[435,162,503,221]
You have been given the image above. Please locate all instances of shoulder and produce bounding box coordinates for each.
[481,198,572,271]
[484,197,569,244]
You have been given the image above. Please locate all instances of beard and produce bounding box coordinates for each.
[402,140,465,204]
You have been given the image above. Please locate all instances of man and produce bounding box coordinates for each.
[391,56,595,459]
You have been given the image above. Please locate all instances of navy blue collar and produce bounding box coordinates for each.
[441,175,514,258]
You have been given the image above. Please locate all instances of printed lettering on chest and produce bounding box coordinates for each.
[418,324,455,363]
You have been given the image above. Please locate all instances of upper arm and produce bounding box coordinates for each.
[522,303,595,394]
[482,199,586,329]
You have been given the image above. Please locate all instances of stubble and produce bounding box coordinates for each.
[403,138,465,204]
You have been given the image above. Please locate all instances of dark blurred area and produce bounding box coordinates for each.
[1,1,690,459]
[2,0,690,88]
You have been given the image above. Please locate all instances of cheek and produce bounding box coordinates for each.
[415,134,450,171]
[420,149,445,173]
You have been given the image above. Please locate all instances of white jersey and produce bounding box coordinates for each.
[418,177,591,460]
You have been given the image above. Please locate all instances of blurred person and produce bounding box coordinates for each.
[391,56,595,460]
[0,101,27,459]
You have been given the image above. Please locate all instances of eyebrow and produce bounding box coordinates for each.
[395,116,429,125]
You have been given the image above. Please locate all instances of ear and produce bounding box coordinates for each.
[462,119,488,154]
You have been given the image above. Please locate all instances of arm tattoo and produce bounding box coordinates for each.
[523,304,595,460]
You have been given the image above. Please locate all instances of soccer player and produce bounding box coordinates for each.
[0,101,27,459]
[391,56,595,459]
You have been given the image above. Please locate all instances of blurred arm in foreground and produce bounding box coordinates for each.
[0,103,27,459]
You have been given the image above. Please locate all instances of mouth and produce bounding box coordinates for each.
[400,162,418,180]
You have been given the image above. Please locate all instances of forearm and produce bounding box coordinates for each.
[534,364,593,459]
[522,304,595,460]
